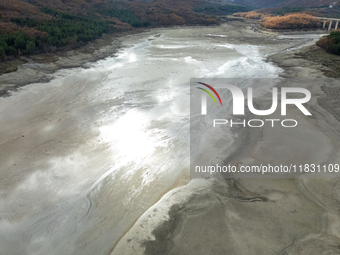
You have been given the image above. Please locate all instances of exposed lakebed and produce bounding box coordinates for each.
[0,21,334,255]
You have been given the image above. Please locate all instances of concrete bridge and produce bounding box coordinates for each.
[316,17,340,32]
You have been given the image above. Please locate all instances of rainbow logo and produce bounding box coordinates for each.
[196,82,223,106]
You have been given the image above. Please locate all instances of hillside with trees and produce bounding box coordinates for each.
[0,0,220,59]
[193,1,254,15]
[3,0,337,60]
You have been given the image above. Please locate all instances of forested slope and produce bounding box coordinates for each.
[0,0,220,58]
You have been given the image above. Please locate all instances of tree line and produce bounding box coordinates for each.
[0,32,40,57]
[0,4,219,58]
[193,3,253,16]
[100,8,149,27]
[0,7,149,57]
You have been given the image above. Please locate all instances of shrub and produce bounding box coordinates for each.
[316,37,329,48]
[7,45,17,56]
[14,34,27,49]
[316,31,340,55]
[0,32,38,56]
[26,40,36,54]
[260,13,322,29]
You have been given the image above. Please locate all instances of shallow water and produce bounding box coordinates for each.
[0,26,319,254]
[277,34,322,39]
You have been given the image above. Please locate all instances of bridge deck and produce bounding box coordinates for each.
[316,17,340,21]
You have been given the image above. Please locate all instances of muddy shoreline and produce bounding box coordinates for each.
[0,28,154,97]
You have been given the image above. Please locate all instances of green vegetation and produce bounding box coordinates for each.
[41,7,78,19]
[11,18,41,27]
[217,4,253,14]
[0,33,39,56]
[316,31,340,55]
[0,8,111,56]
[40,8,110,46]
[272,7,304,16]
[0,2,218,58]
[219,4,253,14]
[0,7,149,56]
[193,2,253,15]
[36,18,109,47]
[100,8,149,27]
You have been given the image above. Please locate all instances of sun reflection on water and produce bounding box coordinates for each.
[99,109,166,167]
